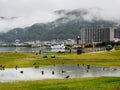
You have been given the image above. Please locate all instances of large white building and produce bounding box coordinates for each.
[80,26,117,44]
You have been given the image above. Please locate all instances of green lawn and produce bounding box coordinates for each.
[0,77,120,90]
[0,50,120,68]
[0,50,120,90]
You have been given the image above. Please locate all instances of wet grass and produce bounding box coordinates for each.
[0,51,120,90]
[0,77,120,90]
[115,46,120,50]
[0,50,120,68]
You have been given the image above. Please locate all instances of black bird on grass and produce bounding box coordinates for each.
[33,63,36,65]
[65,75,70,79]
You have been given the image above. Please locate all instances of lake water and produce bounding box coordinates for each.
[0,47,65,53]
[0,65,120,82]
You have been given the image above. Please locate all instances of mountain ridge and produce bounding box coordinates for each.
[0,9,117,43]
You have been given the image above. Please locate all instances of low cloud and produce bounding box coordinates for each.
[54,8,116,22]
[0,12,58,32]
[0,8,119,33]
[0,0,120,32]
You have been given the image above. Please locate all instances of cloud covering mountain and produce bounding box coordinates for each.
[0,8,117,42]
[0,0,120,32]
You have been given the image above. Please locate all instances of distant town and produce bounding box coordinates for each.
[0,24,120,50]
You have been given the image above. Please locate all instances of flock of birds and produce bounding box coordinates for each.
[0,54,118,79]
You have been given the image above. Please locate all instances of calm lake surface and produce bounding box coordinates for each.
[0,65,120,82]
[0,47,65,53]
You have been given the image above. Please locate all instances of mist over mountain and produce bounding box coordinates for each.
[0,16,17,20]
[0,9,117,43]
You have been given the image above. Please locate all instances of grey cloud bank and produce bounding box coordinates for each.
[0,0,120,32]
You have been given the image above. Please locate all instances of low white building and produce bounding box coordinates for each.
[64,39,76,45]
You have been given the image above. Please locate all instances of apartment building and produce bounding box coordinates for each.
[80,26,117,44]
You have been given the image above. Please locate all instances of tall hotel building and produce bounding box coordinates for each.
[80,26,117,44]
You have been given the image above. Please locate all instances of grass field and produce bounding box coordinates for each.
[0,77,120,90]
[0,50,120,90]
[115,46,120,50]
[0,50,120,68]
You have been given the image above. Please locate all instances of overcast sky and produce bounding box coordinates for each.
[0,0,120,32]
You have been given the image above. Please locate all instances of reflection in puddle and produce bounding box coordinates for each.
[0,65,120,82]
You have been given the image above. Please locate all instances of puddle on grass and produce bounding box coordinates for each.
[0,65,120,82]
